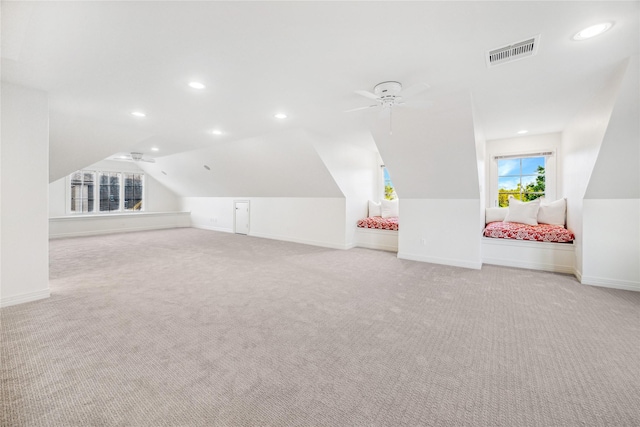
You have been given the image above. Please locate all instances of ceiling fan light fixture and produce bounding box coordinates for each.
[573,22,613,40]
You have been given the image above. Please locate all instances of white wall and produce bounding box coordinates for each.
[50,212,190,239]
[371,91,482,268]
[582,200,639,291]
[472,98,487,221]
[183,197,348,249]
[311,133,379,247]
[561,57,630,280]
[1,83,50,307]
[580,56,639,291]
[398,199,482,269]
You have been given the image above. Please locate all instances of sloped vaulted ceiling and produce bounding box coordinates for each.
[3,1,638,178]
[139,129,344,198]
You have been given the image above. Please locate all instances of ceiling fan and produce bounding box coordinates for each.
[114,152,156,163]
[346,81,430,134]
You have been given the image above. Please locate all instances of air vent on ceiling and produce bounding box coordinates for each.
[486,35,540,68]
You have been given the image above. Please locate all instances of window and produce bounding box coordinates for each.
[496,156,545,207]
[124,173,144,211]
[69,170,144,214]
[70,171,95,213]
[99,172,120,212]
[382,167,397,200]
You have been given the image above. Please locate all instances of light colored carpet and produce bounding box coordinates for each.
[1,228,639,426]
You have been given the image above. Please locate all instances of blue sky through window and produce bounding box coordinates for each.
[498,156,544,190]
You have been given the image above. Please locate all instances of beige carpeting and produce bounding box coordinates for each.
[1,228,639,426]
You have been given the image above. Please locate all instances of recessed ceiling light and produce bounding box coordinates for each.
[517,130,528,135]
[131,111,146,117]
[188,82,206,89]
[211,130,223,136]
[573,22,613,41]
[274,113,287,119]
[151,147,159,152]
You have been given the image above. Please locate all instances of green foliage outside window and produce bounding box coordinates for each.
[383,168,397,200]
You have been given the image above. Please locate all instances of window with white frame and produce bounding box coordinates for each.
[381,166,397,200]
[492,151,553,207]
[70,170,144,213]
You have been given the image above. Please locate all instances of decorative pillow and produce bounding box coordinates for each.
[368,200,381,217]
[381,199,399,218]
[504,197,541,226]
[538,198,566,225]
[485,207,508,224]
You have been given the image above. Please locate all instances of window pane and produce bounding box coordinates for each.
[521,157,545,175]
[124,173,143,211]
[99,173,120,212]
[83,172,95,212]
[70,171,94,213]
[521,175,537,188]
[383,168,396,200]
[498,176,520,191]
[497,159,520,177]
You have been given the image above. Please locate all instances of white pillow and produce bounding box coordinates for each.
[368,200,381,217]
[538,198,566,225]
[381,199,399,218]
[504,197,541,225]
[485,207,508,224]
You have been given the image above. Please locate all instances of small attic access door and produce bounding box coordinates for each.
[234,201,249,235]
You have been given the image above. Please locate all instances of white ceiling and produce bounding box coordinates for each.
[2,1,639,168]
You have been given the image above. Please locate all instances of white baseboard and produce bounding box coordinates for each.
[1,288,50,308]
[191,224,234,233]
[249,232,349,250]
[49,224,189,239]
[581,275,640,292]
[482,256,575,274]
[398,252,482,270]
[357,241,399,252]
[574,268,583,282]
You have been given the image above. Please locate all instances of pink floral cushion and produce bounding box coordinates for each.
[357,216,399,231]
[483,221,574,243]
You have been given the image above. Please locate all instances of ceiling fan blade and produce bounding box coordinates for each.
[399,82,429,99]
[354,90,379,100]
[344,104,378,113]
[399,99,434,109]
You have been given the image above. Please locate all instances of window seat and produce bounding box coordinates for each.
[482,205,575,273]
[355,216,398,252]
[482,236,575,274]
[483,221,574,243]
[50,211,190,239]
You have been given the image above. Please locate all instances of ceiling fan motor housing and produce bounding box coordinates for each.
[374,81,402,98]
